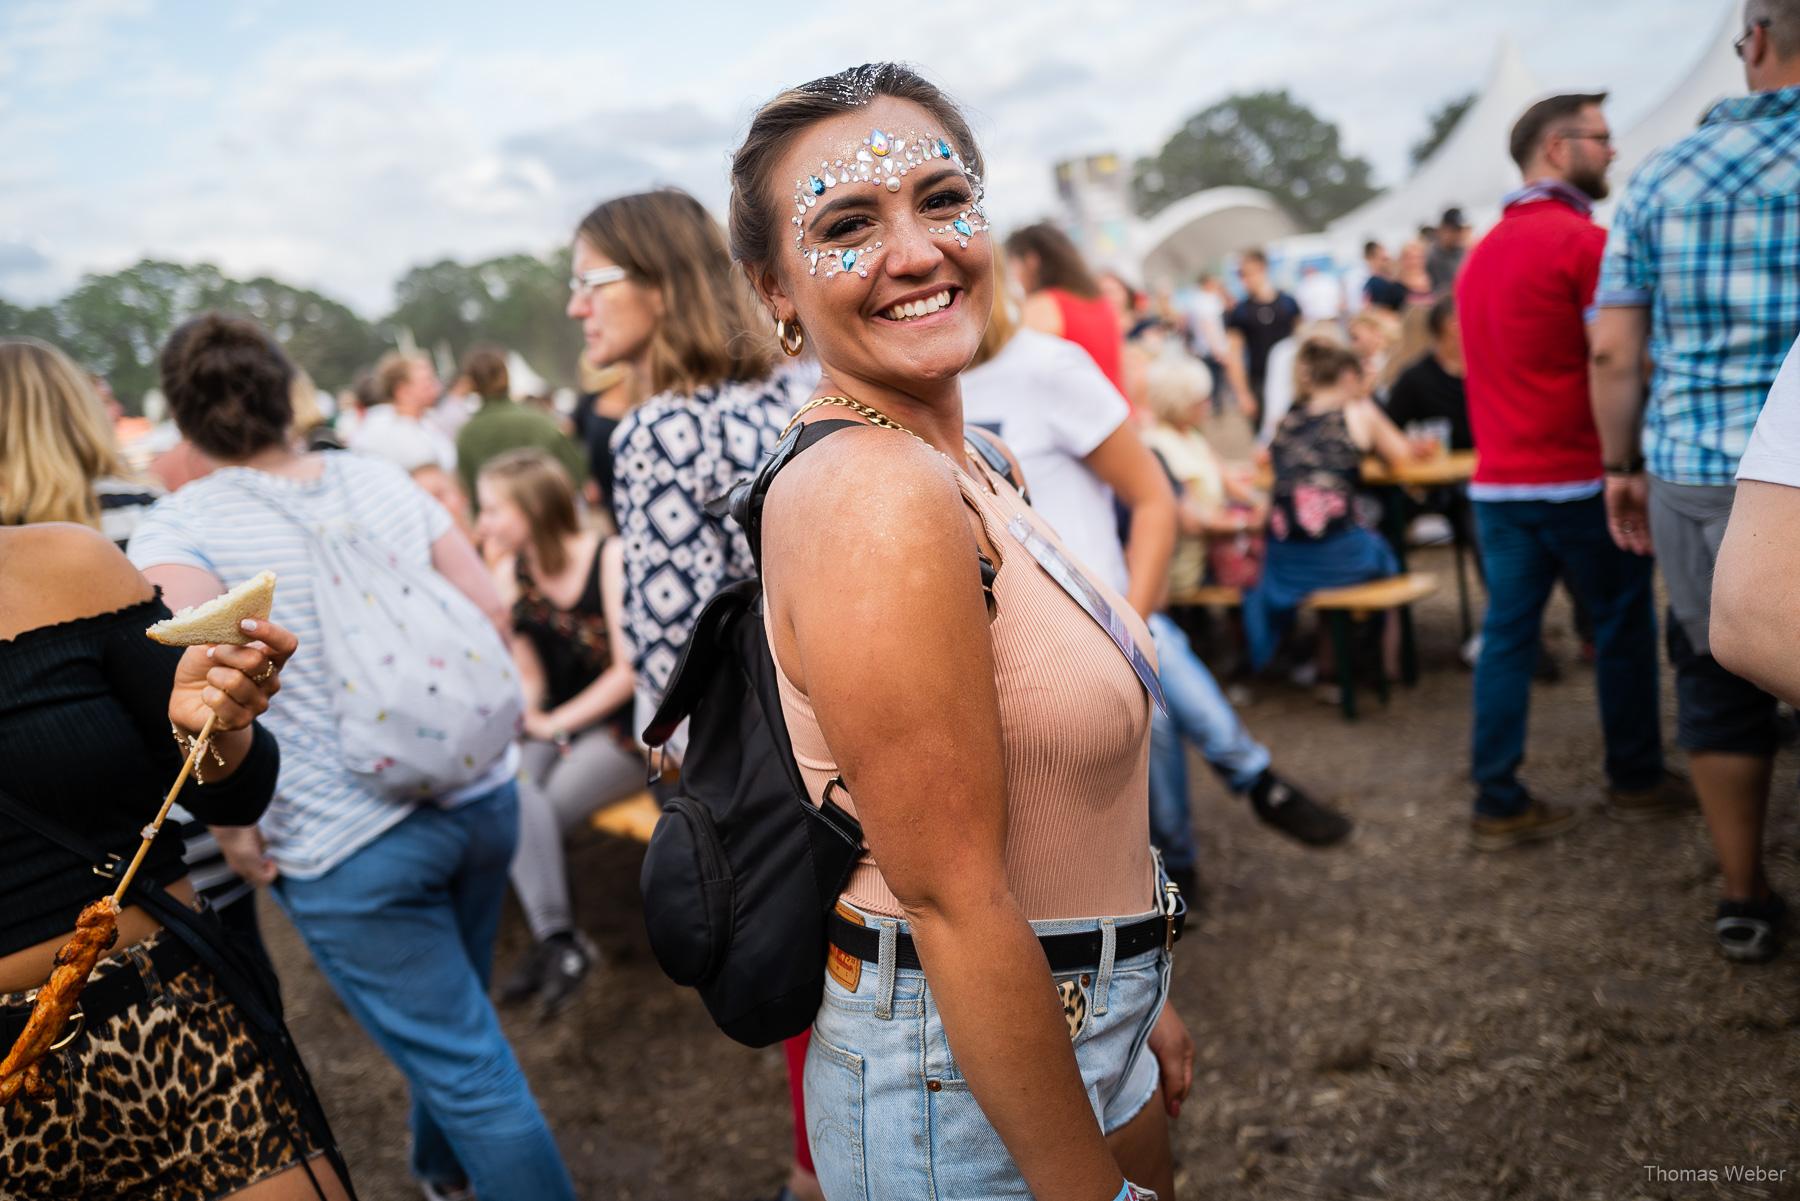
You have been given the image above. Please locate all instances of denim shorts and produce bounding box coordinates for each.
[804,901,1173,1200]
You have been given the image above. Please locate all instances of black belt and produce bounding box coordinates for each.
[829,887,1186,974]
[1,933,200,1052]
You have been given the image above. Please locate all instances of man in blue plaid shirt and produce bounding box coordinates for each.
[1591,0,1800,965]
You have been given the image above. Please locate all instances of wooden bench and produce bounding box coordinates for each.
[1303,572,1439,718]
[1168,584,1244,609]
[589,791,660,844]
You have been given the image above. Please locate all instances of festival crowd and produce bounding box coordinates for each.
[3,4,1799,1198]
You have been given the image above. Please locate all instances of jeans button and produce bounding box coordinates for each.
[926,1079,942,1092]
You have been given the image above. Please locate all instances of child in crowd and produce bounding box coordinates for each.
[475,449,643,1018]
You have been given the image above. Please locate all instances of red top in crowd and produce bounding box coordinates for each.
[1456,187,1607,487]
[1047,288,1128,399]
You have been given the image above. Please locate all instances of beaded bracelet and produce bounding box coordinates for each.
[169,722,226,785]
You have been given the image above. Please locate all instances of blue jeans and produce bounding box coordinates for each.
[806,901,1172,1200]
[274,783,576,1201]
[1147,613,1272,872]
[1471,497,1663,817]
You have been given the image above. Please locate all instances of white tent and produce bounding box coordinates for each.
[1611,1,1742,186]
[1327,39,1544,251]
[1134,187,1303,289]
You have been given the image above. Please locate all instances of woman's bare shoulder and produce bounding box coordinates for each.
[0,525,154,634]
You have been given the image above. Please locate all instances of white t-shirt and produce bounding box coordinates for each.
[1736,338,1800,487]
[127,453,514,878]
[961,329,1132,593]
[348,404,457,473]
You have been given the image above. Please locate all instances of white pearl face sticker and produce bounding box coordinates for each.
[790,127,991,280]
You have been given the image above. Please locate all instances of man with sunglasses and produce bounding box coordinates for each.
[1594,0,1800,964]
[1454,92,1692,854]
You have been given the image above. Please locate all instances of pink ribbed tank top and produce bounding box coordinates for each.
[767,451,1158,921]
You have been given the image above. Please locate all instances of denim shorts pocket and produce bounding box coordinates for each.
[804,1028,868,1201]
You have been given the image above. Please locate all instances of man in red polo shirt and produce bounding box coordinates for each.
[1455,92,1692,851]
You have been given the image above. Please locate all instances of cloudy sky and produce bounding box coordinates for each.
[0,0,1731,315]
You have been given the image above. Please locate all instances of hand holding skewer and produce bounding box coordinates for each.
[1,592,292,1112]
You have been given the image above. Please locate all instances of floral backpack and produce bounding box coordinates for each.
[232,479,524,799]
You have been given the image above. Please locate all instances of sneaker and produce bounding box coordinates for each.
[1249,771,1353,847]
[1469,799,1583,852]
[1716,893,1788,964]
[1605,770,1699,822]
[536,930,600,1019]
[421,1179,476,1201]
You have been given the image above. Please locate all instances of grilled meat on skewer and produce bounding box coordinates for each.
[0,899,119,1109]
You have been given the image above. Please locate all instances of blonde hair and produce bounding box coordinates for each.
[1381,304,1434,391]
[478,448,581,576]
[970,241,1017,369]
[288,367,323,437]
[1144,354,1214,425]
[0,337,130,529]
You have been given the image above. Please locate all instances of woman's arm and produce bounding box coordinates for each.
[431,527,509,642]
[1345,396,1416,466]
[1713,480,1800,704]
[1083,424,1177,619]
[1020,291,1064,338]
[767,436,1125,1201]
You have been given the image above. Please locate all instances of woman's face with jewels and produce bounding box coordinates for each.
[761,98,993,390]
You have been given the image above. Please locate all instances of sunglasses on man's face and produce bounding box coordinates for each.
[568,266,629,298]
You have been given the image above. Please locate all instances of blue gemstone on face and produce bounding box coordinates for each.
[936,138,951,158]
[953,218,973,237]
[841,250,858,270]
[808,175,826,196]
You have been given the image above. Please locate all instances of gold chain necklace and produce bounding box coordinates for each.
[782,395,973,473]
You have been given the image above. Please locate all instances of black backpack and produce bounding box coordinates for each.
[637,417,1019,1046]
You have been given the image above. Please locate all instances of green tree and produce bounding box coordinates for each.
[1410,92,1476,169]
[2,260,386,409]
[1131,89,1379,231]
[389,250,582,392]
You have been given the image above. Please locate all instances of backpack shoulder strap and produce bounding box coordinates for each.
[726,418,862,569]
[962,426,1030,503]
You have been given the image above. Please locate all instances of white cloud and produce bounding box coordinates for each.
[0,0,1731,315]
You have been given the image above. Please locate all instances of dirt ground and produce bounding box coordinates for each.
[268,544,1800,1201]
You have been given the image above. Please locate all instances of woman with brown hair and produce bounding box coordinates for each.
[565,188,805,725]
[474,449,641,1017]
[730,63,1192,1200]
[1006,221,1128,398]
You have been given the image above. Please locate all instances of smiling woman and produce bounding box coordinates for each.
[728,63,1191,1201]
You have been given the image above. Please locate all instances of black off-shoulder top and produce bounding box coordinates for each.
[0,594,279,954]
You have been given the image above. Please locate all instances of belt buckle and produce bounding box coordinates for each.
[47,1005,85,1053]
[1162,879,1181,953]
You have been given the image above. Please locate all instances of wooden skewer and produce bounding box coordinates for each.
[109,712,217,907]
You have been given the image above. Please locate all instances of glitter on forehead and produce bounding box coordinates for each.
[819,63,883,106]
[790,127,990,278]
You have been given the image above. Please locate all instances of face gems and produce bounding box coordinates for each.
[790,127,988,278]
[927,207,990,250]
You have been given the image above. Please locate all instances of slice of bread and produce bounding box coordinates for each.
[145,570,278,646]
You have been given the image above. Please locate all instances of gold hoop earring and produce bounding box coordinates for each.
[776,316,805,358]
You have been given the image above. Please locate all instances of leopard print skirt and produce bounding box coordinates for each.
[1,929,323,1200]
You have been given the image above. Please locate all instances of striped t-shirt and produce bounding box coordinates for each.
[127,452,514,879]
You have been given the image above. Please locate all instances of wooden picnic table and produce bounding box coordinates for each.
[1250,450,1477,490]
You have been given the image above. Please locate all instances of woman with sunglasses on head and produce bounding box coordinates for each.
[731,64,1193,1201]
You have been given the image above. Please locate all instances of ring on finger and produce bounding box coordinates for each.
[252,662,275,684]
